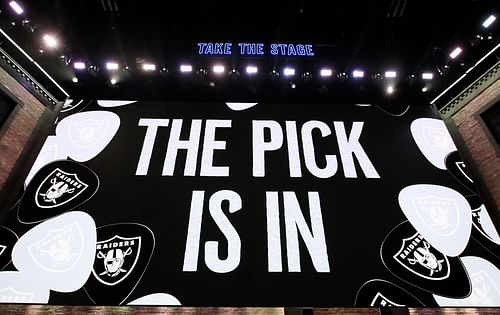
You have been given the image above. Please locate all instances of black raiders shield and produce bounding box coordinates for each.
[18,160,99,223]
[0,226,19,270]
[381,221,471,297]
[354,279,425,307]
[466,195,500,258]
[84,223,155,305]
[445,151,477,194]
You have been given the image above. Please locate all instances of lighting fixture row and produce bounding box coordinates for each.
[72,61,436,81]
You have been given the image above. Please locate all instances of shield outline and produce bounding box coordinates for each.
[68,118,109,148]
[422,125,454,152]
[92,235,141,286]
[455,161,473,183]
[35,168,89,209]
[393,232,451,281]
[27,222,83,273]
[412,195,460,236]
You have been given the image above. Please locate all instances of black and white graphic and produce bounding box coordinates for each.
[354,279,425,307]
[18,160,99,223]
[2,101,499,306]
[433,256,500,306]
[445,151,477,194]
[93,235,141,286]
[398,184,472,256]
[0,271,50,303]
[468,195,500,246]
[61,99,84,113]
[0,226,19,270]
[381,221,471,297]
[35,168,89,208]
[84,223,155,305]
[12,211,96,292]
[55,110,120,162]
[392,232,450,280]
[411,118,457,170]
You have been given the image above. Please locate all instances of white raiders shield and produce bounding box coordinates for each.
[68,118,109,148]
[92,235,141,286]
[422,125,455,152]
[35,168,89,209]
[27,222,83,273]
[412,195,459,236]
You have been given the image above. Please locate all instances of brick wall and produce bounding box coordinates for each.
[451,78,500,212]
[0,66,46,199]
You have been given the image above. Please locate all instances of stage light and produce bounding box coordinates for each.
[301,71,312,82]
[73,62,86,70]
[180,64,192,73]
[482,15,496,28]
[291,83,297,89]
[270,69,280,79]
[386,86,394,94]
[246,66,258,74]
[320,68,332,77]
[71,77,78,83]
[385,71,397,78]
[9,1,24,15]
[228,69,240,80]
[110,78,117,85]
[449,47,462,59]
[106,62,119,70]
[422,86,429,92]
[43,34,58,48]
[283,67,295,76]
[142,63,156,71]
[213,65,225,74]
[352,70,364,78]
[422,72,433,80]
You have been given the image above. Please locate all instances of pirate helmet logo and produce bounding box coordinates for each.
[92,235,141,286]
[370,292,405,307]
[27,222,83,273]
[413,195,459,236]
[393,232,450,280]
[35,168,88,209]
[69,119,109,148]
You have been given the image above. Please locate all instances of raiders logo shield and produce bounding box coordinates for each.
[27,222,83,273]
[0,287,35,303]
[445,151,477,194]
[84,222,155,305]
[92,235,141,286]
[69,118,109,148]
[19,160,99,224]
[354,279,425,307]
[393,232,450,280]
[381,221,471,297]
[35,168,88,209]
[0,271,50,303]
[423,125,455,152]
[413,195,459,237]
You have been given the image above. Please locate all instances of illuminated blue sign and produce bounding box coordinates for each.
[197,42,315,56]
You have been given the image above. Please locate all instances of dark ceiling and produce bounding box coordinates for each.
[0,0,499,108]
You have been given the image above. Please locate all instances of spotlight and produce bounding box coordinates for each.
[213,65,225,74]
[320,68,332,77]
[73,62,86,70]
[246,66,258,74]
[283,67,295,76]
[106,62,119,70]
[422,72,433,80]
[142,63,156,71]
[270,69,280,79]
[422,86,429,93]
[352,70,364,78]
[228,69,240,80]
[43,34,58,48]
[385,71,397,78]
[196,68,207,78]
[9,1,24,15]
[301,71,312,82]
[386,86,394,94]
[482,15,496,28]
[449,47,462,59]
[180,64,193,73]
[110,78,117,85]
[71,77,78,83]
[337,72,348,81]
[290,82,297,89]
